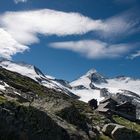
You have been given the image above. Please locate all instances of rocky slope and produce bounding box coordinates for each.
[0,66,109,140]
[0,59,78,98]
[0,60,140,140]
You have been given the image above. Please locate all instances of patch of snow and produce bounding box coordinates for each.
[0,60,40,81]
[0,84,5,90]
[14,91,21,96]
[45,75,55,80]
[0,81,10,91]
[71,89,104,103]
[96,78,140,95]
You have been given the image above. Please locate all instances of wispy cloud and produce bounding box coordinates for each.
[98,11,140,39]
[0,28,28,59]
[127,50,140,59]
[0,9,139,59]
[14,0,27,4]
[49,40,134,59]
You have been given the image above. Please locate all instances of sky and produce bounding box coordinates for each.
[0,0,140,81]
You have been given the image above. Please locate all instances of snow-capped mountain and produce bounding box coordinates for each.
[0,59,45,82]
[70,69,105,103]
[0,59,140,104]
[0,59,77,98]
[70,69,140,103]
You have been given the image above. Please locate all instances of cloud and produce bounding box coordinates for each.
[0,9,103,45]
[49,40,133,59]
[127,50,140,59]
[0,9,139,44]
[0,9,139,59]
[98,10,140,39]
[0,28,28,59]
[14,0,27,4]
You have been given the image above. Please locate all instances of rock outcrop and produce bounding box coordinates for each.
[102,123,140,140]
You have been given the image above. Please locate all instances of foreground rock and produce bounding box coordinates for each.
[102,123,140,140]
[0,101,90,140]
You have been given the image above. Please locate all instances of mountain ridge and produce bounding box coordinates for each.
[0,59,140,104]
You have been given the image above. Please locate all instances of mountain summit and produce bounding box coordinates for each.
[70,68,140,103]
[0,59,45,81]
[85,69,107,84]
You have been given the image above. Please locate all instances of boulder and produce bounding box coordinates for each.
[102,123,140,140]
[102,123,119,136]
[111,126,140,140]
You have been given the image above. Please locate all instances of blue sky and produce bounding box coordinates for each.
[0,0,140,81]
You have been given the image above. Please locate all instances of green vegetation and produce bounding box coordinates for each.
[0,68,69,100]
[0,101,70,140]
[99,134,112,140]
[113,115,140,133]
[0,67,47,95]
[72,100,111,128]
[56,105,89,132]
[0,95,6,104]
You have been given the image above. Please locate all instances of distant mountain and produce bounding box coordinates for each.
[70,69,104,103]
[0,59,78,98]
[0,59,140,104]
[70,69,140,104]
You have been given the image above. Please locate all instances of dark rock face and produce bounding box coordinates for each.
[0,102,72,140]
[90,73,107,84]
[88,99,98,109]
[89,83,100,90]
[102,123,140,140]
[55,79,71,89]
[111,126,140,140]
[72,85,87,90]
[100,88,111,97]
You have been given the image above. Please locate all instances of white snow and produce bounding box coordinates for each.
[0,60,140,103]
[0,60,59,89]
[70,74,105,102]
[0,81,10,91]
[45,75,55,80]
[0,84,5,90]
[0,60,75,97]
[96,78,140,95]
[71,76,91,89]
[0,60,41,81]
[71,89,104,103]
[14,91,21,96]
[70,70,140,103]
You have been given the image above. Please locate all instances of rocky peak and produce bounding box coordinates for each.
[85,69,107,84]
[85,68,97,77]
